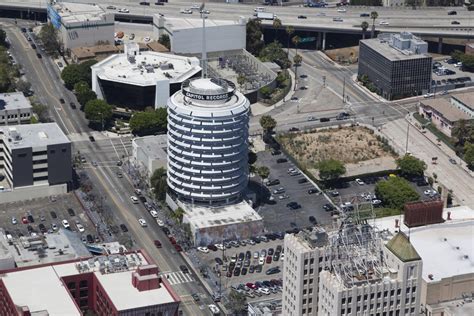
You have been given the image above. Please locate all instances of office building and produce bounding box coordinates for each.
[0,251,180,315]
[153,15,246,55]
[91,43,201,110]
[358,32,432,100]
[131,134,168,178]
[282,224,423,316]
[167,77,250,205]
[418,92,474,137]
[0,92,32,126]
[0,123,71,189]
[47,2,114,50]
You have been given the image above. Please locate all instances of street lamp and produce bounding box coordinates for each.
[405,111,410,154]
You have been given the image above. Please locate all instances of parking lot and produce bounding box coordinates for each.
[432,58,474,92]
[194,238,284,302]
[0,194,99,243]
[256,150,336,233]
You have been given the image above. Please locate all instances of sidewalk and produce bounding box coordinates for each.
[250,68,297,116]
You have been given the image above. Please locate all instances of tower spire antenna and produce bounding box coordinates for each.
[200,2,207,78]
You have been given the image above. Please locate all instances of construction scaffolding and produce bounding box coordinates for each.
[328,219,387,288]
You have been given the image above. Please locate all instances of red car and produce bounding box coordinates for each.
[21,216,28,224]
[174,244,182,252]
[266,256,272,264]
[154,240,162,248]
[169,236,177,245]
[246,282,256,289]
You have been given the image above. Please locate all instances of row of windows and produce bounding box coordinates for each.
[0,113,31,120]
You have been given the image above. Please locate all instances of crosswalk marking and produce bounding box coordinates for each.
[161,271,194,285]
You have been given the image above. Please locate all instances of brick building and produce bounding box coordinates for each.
[0,251,180,315]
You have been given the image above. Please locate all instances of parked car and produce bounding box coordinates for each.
[138,218,147,227]
[308,188,319,194]
[355,178,365,185]
[120,224,128,232]
[265,267,280,275]
[62,219,70,229]
[276,158,288,163]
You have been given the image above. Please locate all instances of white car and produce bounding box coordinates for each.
[288,167,296,173]
[150,210,159,218]
[307,116,316,121]
[143,36,151,42]
[11,217,17,225]
[424,189,437,196]
[180,9,193,14]
[51,223,58,231]
[138,218,147,227]
[118,8,129,13]
[278,194,289,200]
[259,257,265,265]
[215,243,225,250]
[258,287,271,295]
[379,21,389,25]
[208,304,220,315]
[156,219,165,226]
[372,199,382,205]
[197,246,209,253]
[130,196,139,204]
[424,93,434,98]
[62,219,70,229]
[76,223,85,233]
[134,189,142,196]
[337,8,346,12]
[247,239,256,245]
[253,251,259,259]
[355,178,365,185]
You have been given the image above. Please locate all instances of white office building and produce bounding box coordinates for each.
[91,43,201,110]
[167,77,250,205]
[153,15,246,55]
[283,224,423,316]
[47,2,114,50]
[0,92,32,126]
[131,134,168,178]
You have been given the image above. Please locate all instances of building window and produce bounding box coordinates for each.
[79,280,88,288]
[79,290,88,298]
[80,299,88,307]
[67,282,76,290]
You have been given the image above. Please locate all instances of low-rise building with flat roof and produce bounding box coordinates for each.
[358,32,432,100]
[418,93,474,137]
[0,251,180,315]
[47,2,114,50]
[0,92,32,126]
[153,15,246,55]
[131,134,168,178]
[92,43,201,110]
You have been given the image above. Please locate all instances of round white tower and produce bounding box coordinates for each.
[167,78,250,205]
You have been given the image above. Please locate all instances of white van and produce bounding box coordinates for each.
[254,7,265,12]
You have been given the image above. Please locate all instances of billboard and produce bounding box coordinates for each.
[47,5,62,29]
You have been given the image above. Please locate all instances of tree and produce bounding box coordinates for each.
[171,207,185,224]
[292,35,301,57]
[74,81,97,106]
[259,41,291,69]
[246,19,265,56]
[158,34,170,50]
[360,21,369,40]
[272,18,282,39]
[451,50,464,62]
[370,11,378,38]
[61,60,97,90]
[15,79,31,95]
[150,167,167,201]
[293,54,302,87]
[452,119,474,148]
[0,28,6,47]
[464,142,474,170]
[0,64,12,93]
[317,159,346,181]
[259,86,273,99]
[84,99,113,130]
[286,26,294,55]
[259,115,277,134]
[129,108,167,136]
[226,290,247,315]
[375,177,420,209]
[32,102,49,122]
[396,154,427,178]
[257,166,270,180]
[39,23,60,56]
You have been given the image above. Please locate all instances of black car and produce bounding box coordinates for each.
[238,252,245,261]
[27,225,34,233]
[139,196,147,203]
[241,267,248,275]
[255,265,263,273]
[215,257,223,265]
[67,208,75,216]
[309,216,317,224]
[360,13,370,17]
[289,127,300,132]
[31,43,36,49]
[300,74,308,78]
[320,117,330,122]
[451,21,460,25]
[36,53,42,59]
[448,10,457,15]
[21,27,27,33]
[191,293,200,302]
[336,112,350,120]
[308,188,318,194]
[140,1,150,5]
[180,265,189,273]
[416,179,428,186]
[245,251,251,259]
[268,248,274,256]
[155,1,165,5]
[27,214,34,223]
[39,223,47,233]
[265,267,280,275]
[86,234,94,243]
[89,135,95,142]
[271,150,281,156]
[234,267,241,276]
[50,211,57,219]
[297,178,308,184]
[287,201,298,208]
[59,98,65,104]
[162,227,170,235]
[70,102,77,109]
[297,15,307,19]
[290,204,301,210]
[323,204,334,211]
[276,158,288,163]
[266,179,280,186]
[120,224,128,232]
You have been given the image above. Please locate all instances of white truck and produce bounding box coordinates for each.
[256,12,276,20]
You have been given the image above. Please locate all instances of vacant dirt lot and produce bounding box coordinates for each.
[325,46,359,64]
[278,126,396,170]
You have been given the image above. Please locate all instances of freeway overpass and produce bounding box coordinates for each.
[1,0,473,52]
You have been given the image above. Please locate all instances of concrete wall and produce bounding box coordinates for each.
[424,273,474,305]
[11,147,33,187]
[0,183,67,204]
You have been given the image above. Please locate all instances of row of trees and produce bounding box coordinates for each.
[129,108,167,136]
[452,120,474,170]
[0,29,21,93]
[451,50,474,72]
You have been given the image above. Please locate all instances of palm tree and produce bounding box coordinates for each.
[361,21,369,40]
[292,35,301,57]
[286,25,294,55]
[170,207,185,224]
[370,11,378,38]
[293,54,302,89]
[272,18,282,40]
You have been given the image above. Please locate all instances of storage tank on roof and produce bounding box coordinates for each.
[167,77,250,205]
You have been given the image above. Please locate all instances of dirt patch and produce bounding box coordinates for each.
[325,46,359,65]
[278,126,397,171]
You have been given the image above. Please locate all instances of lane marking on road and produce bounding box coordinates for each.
[109,138,121,160]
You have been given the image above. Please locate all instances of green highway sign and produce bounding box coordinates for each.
[300,37,316,43]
